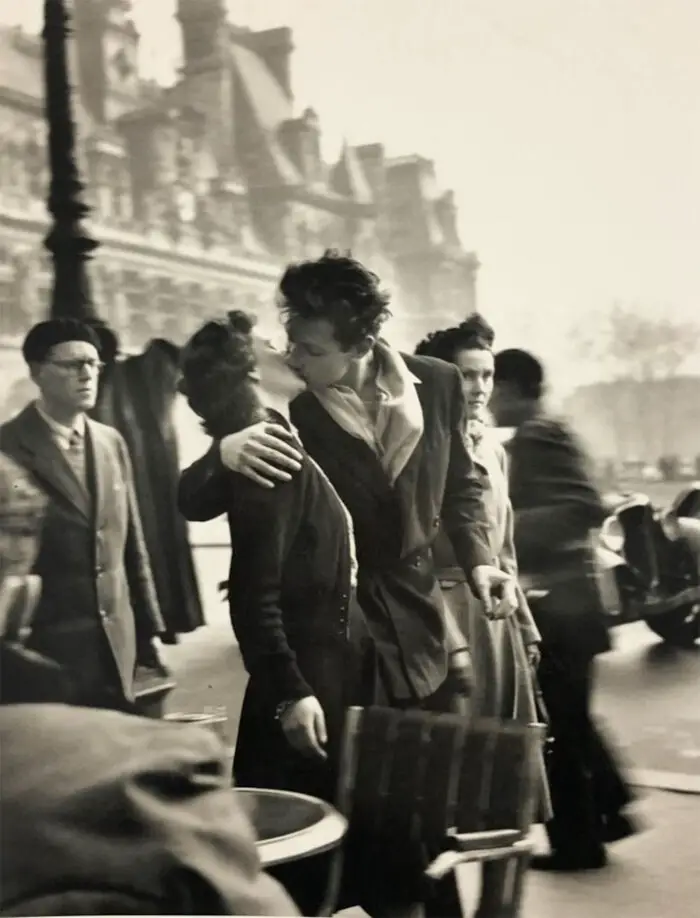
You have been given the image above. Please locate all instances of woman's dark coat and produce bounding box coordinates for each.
[178,440,369,803]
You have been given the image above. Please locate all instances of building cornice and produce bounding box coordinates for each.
[0,87,42,114]
[250,182,375,218]
[0,208,282,285]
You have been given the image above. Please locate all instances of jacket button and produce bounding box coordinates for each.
[99,609,107,620]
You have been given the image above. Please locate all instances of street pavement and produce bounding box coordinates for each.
[162,540,700,917]
[521,621,700,918]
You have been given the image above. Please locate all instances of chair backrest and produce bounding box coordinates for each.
[336,707,545,867]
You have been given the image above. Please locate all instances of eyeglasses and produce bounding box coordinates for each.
[45,359,105,374]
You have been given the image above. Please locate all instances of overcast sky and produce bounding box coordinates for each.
[2,0,698,389]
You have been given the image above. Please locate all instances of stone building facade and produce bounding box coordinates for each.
[0,0,479,412]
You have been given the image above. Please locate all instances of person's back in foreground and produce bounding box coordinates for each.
[0,702,298,916]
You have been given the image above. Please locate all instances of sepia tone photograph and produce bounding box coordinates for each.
[0,1,698,915]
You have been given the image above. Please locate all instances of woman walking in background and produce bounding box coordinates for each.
[415,314,545,729]
[416,315,550,917]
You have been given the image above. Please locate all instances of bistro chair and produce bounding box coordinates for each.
[319,707,546,918]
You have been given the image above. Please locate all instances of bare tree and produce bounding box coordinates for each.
[570,303,700,461]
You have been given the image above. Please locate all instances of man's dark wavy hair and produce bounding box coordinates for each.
[493,348,545,399]
[179,311,265,439]
[277,249,392,349]
[414,312,495,364]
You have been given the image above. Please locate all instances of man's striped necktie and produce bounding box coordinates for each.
[65,429,86,486]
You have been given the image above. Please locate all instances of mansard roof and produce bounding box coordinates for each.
[0,28,43,108]
[0,25,94,136]
[330,143,374,205]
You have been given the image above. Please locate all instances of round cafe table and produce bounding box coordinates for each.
[234,787,348,868]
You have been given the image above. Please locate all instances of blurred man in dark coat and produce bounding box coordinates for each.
[0,319,165,709]
[491,348,635,872]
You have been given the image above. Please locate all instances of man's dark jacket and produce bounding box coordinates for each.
[506,415,610,658]
[179,354,493,703]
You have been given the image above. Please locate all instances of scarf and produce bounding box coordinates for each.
[311,340,424,484]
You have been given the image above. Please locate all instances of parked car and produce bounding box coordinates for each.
[597,483,700,647]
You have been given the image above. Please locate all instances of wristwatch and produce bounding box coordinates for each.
[275,700,297,721]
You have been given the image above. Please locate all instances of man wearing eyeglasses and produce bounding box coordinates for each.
[0,318,166,709]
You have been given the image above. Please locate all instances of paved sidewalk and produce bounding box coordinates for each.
[520,791,700,918]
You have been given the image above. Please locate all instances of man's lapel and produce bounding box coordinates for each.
[13,405,91,520]
[85,420,112,532]
[392,377,429,553]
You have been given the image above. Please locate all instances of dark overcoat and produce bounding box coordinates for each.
[506,414,611,659]
[0,403,164,704]
[93,342,204,640]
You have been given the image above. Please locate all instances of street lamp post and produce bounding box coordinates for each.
[42,0,99,320]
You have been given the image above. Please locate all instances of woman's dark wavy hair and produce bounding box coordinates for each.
[179,311,265,439]
[277,249,392,349]
[414,312,495,364]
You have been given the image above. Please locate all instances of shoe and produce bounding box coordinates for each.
[602,812,641,843]
[530,851,608,872]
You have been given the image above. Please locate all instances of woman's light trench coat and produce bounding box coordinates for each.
[434,425,552,819]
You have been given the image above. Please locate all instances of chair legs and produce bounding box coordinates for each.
[475,854,530,918]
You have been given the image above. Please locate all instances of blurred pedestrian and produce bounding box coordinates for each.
[491,348,637,872]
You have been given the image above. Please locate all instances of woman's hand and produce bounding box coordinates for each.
[279,696,328,760]
[219,422,303,488]
[472,566,518,619]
